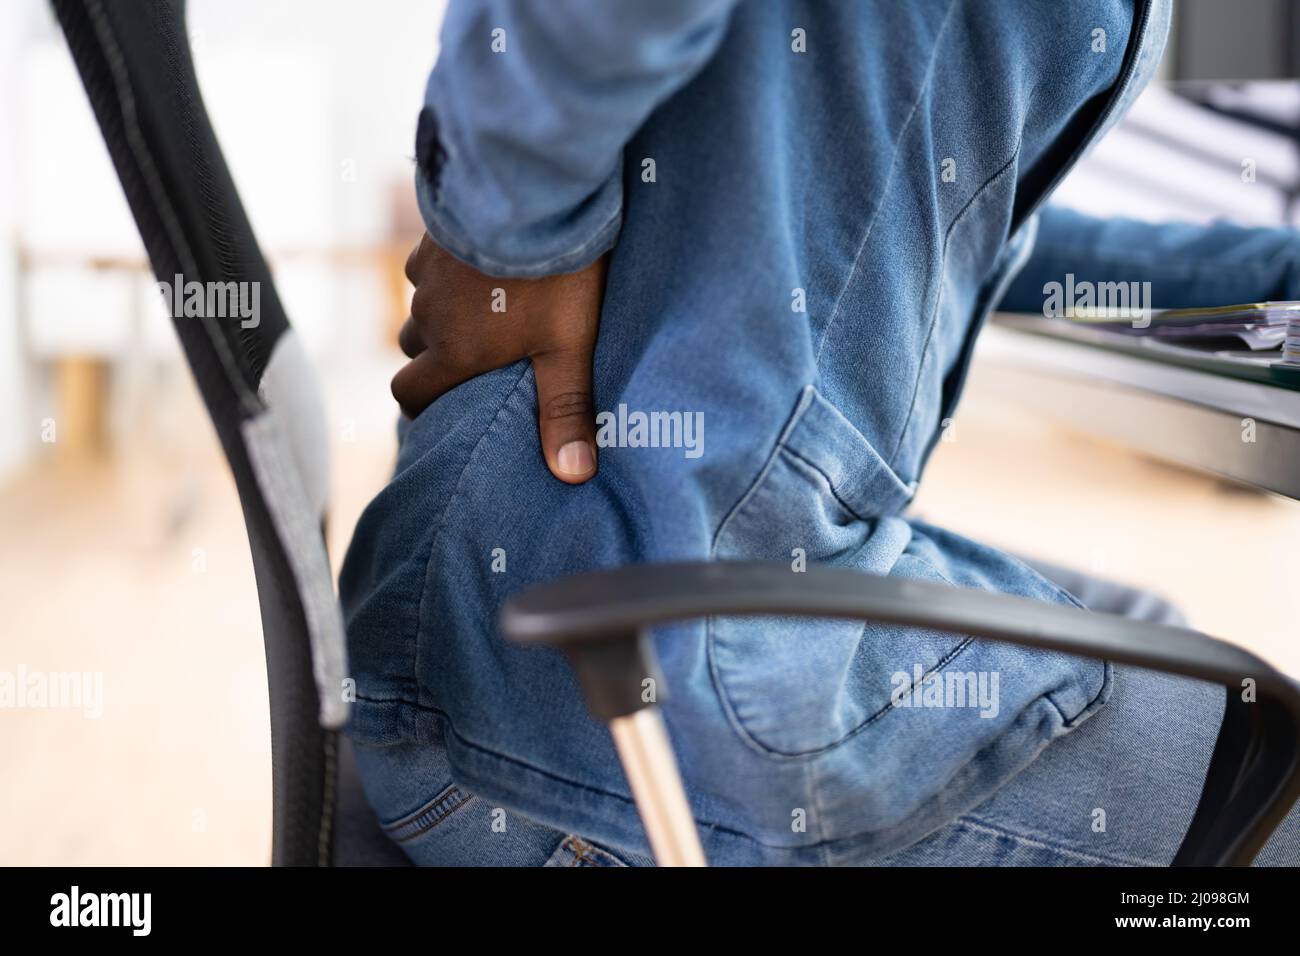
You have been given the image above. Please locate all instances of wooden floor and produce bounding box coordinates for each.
[2,352,1297,864]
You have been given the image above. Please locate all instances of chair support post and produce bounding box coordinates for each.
[609,707,706,867]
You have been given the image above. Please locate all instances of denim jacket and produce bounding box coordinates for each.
[341,0,1299,864]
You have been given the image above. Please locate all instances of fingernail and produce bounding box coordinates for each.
[557,440,595,477]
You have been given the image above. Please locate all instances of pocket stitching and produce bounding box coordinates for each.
[381,784,477,844]
[779,446,872,523]
[707,562,979,760]
[706,394,976,759]
[709,386,816,555]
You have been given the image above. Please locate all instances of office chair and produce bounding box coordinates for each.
[54,0,1300,867]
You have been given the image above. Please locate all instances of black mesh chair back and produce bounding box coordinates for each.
[52,0,405,865]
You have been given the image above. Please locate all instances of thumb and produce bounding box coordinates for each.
[532,347,598,484]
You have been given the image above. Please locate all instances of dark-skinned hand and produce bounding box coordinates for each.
[392,234,607,484]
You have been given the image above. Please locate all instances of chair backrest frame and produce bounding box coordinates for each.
[53,0,346,866]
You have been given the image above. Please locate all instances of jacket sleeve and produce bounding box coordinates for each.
[1000,205,1300,312]
[415,0,740,278]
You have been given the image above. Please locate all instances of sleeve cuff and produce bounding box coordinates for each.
[413,108,624,279]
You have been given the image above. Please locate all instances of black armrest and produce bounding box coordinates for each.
[501,560,1300,866]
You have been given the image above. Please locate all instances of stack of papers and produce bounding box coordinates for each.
[1283,318,1300,366]
[1067,301,1300,351]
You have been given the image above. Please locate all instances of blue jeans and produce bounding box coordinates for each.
[341,0,1300,865]
[883,560,1300,866]
[352,559,1300,865]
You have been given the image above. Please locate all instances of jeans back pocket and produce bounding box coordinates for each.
[708,386,973,757]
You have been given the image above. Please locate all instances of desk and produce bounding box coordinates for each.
[976,313,1300,501]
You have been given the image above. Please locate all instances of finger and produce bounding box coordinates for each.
[391,336,527,419]
[398,316,425,358]
[390,349,468,419]
[404,233,432,285]
[532,348,597,484]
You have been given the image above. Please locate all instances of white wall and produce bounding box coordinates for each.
[0,0,448,479]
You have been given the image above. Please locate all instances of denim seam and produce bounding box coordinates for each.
[986,548,1111,727]
[1049,659,1114,729]
[703,386,816,758]
[382,785,477,844]
[778,446,872,523]
[418,702,755,841]
[384,784,469,830]
[412,363,533,709]
[778,443,915,521]
[954,815,1151,867]
[813,0,960,366]
[887,136,1025,467]
[707,596,979,760]
[355,692,423,706]
[363,696,654,800]
[355,695,1096,856]
[803,758,831,865]
[708,386,815,554]
[1041,685,1077,727]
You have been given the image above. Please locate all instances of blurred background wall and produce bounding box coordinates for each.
[0,0,442,476]
[0,0,444,864]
